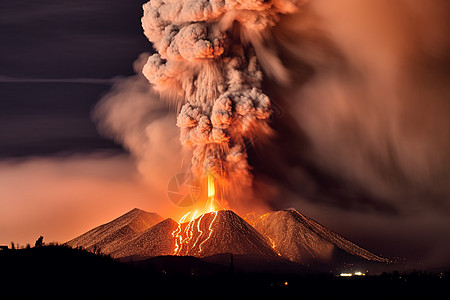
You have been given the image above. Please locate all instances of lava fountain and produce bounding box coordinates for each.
[172,174,219,256]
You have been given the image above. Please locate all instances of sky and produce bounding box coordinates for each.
[0,0,158,243]
[0,0,449,270]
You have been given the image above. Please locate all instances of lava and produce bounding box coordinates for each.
[172,211,190,255]
[268,236,282,256]
[198,211,218,254]
[172,174,220,256]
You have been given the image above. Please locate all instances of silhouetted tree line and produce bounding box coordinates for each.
[4,236,110,259]
[7,236,45,250]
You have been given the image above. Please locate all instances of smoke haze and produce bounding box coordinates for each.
[0,153,166,245]
[255,0,450,215]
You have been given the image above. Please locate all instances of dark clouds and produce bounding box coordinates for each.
[0,0,150,78]
[249,0,450,215]
[247,0,450,268]
[0,0,150,156]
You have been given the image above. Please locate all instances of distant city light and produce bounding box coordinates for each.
[339,271,366,277]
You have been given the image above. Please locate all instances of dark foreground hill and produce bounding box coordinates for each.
[0,245,148,294]
[0,245,448,297]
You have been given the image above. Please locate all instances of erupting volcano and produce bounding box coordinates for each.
[65,1,393,270]
[66,207,391,271]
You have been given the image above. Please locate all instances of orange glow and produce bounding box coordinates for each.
[172,211,190,255]
[268,236,282,256]
[198,211,218,254]
[191,213,206,251]
[206,174,216,212]
[171,174,220,256]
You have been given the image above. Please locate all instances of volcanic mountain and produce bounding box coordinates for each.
[111,218,178,258]
[66,208,390,269]
[65,208,163,254]
[111,210,277,259]
[173,210,277,258]
[253,210,391,265]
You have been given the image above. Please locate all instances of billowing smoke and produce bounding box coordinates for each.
[95,0,450,216]
[140,0,305,190]
[93,53,185,201]
[95,0,450,217]
[255,0,450,216]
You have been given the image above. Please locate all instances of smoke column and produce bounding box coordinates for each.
[140,0,305,190]
[96,0,450,216]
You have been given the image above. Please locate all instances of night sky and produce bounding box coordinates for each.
[1,0,449,270]
[0,0,148,157]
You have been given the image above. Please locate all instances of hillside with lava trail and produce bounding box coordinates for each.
[173,210,278,258]
[65,208,163,254]
[253,210,391,265]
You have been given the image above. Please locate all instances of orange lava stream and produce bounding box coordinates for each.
[268,236,282,256]
[172,174,219,256]
[191,213,206,252]
[198,211,218,254]
[172,212,190,255]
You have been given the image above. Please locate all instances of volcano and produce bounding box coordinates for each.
[65,208,163,254]
[66,208,390,269]
[111,218,178,258]
[253,210,391,265]
[173,210,277,258]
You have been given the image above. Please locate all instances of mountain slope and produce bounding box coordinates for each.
[111,218,178,258]
[253,210,390,264]
[66,208,389,268]
[65,208,163,254]
[174,210,278,258]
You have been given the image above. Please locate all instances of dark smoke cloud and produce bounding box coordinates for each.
[248,0,450,216]
[94,0,450,217]
[243,0,450,268]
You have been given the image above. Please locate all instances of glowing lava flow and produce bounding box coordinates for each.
[172,211,190,255]
[172,174,219,256]
[198,211,218,254]
[268,236,282,256]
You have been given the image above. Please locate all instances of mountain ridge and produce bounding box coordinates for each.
[65,208,163,254]
[254,209,390,264]
[66,208,391,268]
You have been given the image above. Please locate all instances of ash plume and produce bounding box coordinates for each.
[140,0,306,189]
[95,0,450,221]
[258,0,450,215]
